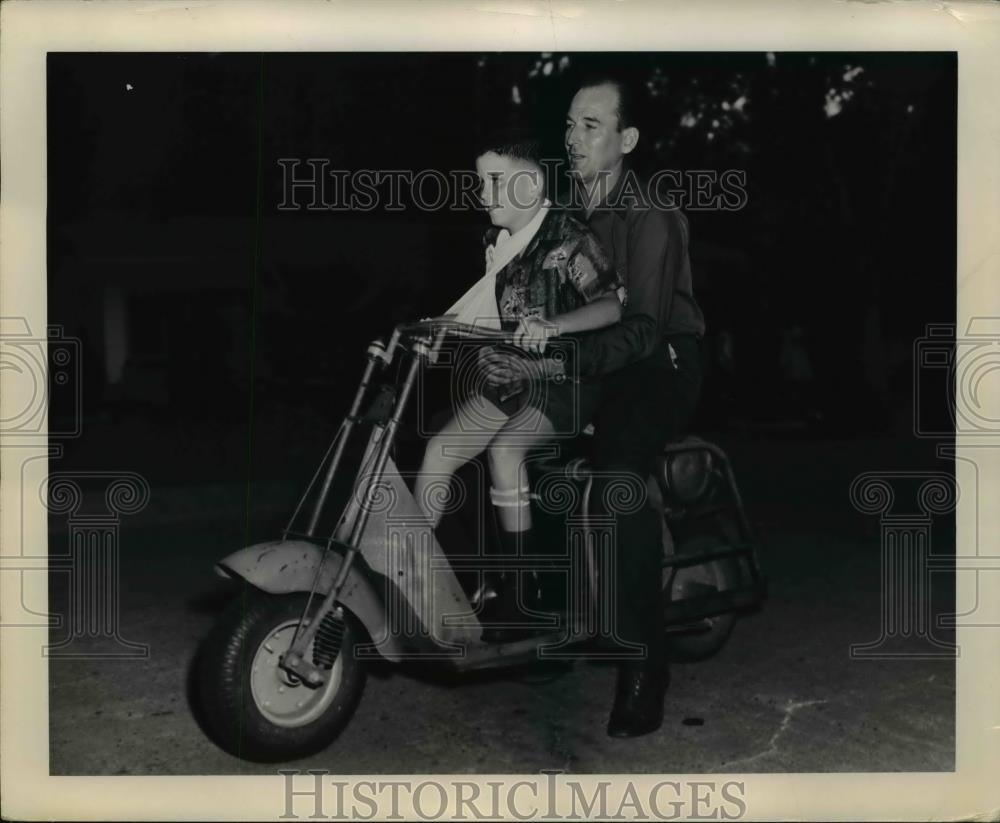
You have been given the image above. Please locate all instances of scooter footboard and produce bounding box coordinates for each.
[215,539,407,660]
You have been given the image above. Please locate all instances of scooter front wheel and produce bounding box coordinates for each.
[198,592,367,762]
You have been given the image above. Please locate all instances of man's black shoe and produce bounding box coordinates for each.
[606,659,669,738]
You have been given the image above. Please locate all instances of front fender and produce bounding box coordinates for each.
[216,539,343,593]
[215,539,406,660]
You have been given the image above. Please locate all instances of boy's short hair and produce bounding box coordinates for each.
[475,126,544,171]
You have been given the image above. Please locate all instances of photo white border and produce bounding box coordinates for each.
[2,0,999,819]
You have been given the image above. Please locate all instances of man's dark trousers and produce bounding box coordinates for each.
[589,335,703,661]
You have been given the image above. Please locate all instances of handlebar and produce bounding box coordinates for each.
[369,317,542,369]
[395,317,515,344]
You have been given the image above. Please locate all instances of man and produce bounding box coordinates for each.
[560,75,706,737]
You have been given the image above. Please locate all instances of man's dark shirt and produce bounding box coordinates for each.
[569,170,705,378]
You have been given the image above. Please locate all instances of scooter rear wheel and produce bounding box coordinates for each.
[198,591,367,762]
[662,519,740,662]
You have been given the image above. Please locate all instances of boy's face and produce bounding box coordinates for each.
[475,151,543,233]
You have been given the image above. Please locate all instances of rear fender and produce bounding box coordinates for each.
[215,539,407,661]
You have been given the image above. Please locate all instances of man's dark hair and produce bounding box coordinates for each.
[475,126,543,169]
[577,72,643,133]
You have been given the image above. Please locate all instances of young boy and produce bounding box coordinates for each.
[415,131,623,634]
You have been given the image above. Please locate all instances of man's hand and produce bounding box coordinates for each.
[478,346,527,388]
[514,315,559,354]
[478,345,566,388]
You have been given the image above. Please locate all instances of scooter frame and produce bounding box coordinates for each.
[215,320,766,684]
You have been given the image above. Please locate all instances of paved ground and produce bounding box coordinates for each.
[47,432,956,775]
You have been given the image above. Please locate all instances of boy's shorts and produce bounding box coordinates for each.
[481,377,601,438]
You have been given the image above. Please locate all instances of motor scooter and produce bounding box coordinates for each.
[197,319,766,762]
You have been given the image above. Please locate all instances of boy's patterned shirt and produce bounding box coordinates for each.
[486,209,623,330]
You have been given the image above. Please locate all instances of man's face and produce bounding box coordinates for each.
[564,83,635,184]
[475,151,542,233]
